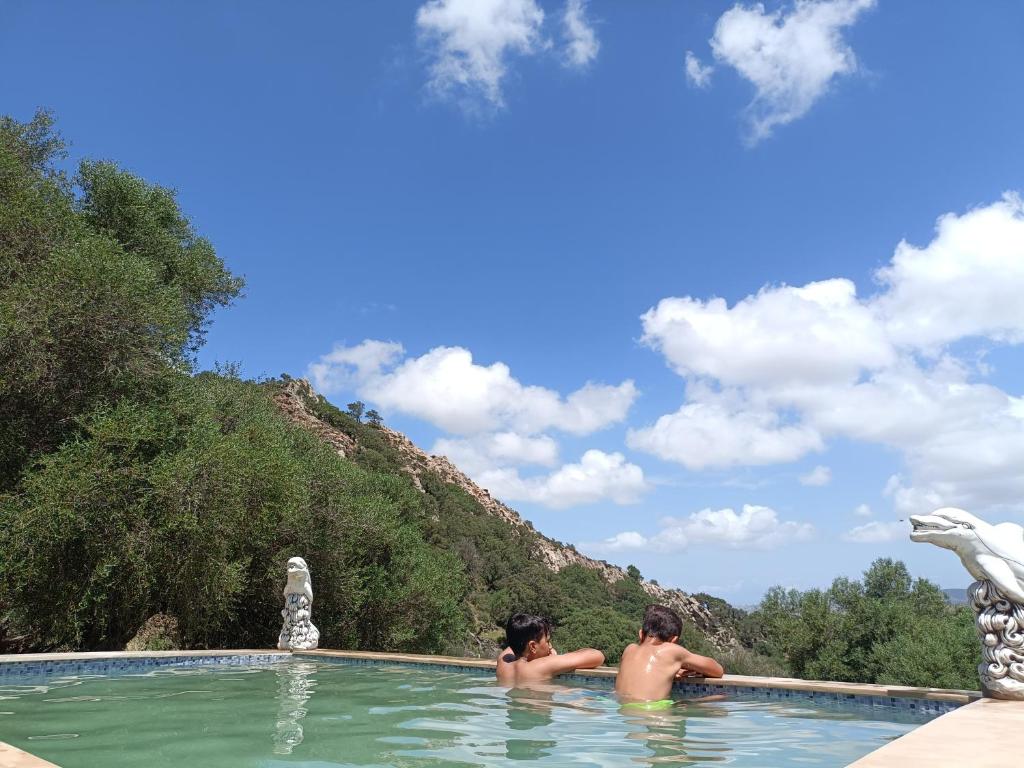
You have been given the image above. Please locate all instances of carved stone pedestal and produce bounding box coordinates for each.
[970,580,1024,700]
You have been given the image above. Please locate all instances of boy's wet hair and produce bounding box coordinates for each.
[506,613,551,656]
[641,604,682,641]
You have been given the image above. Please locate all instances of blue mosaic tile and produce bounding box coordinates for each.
[0,653,288,682]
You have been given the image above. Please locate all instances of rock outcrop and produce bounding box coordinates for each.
[274,379,736,650]
[125,613,181,652]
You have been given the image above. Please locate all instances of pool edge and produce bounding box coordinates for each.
[844,697,1021,767]
[0,740,60,768]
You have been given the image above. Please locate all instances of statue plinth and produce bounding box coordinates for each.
[970,580,1024,699]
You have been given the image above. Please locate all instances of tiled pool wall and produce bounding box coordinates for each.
[669,681,961,716]
[0,652,288,681]
[0,650,964,717]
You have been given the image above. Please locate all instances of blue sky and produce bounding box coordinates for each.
[4,0,1024,603]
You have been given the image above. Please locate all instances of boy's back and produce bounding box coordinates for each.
[615,605,724,703]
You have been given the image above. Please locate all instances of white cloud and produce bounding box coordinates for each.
[634,195,1024,514]
[586,504,813,553]
[853,503,872,517]
[843,520,906,543]
[308,341,643,509]
[478,449,648,509]
[641,279,892,387]
[627,394,822,470]
[307,340,404,395]
[800,465,832,486]
[431,432,559,476]
[705,0,875,142]
[876,193,1024,350]
[308,342,636,436]
[685,51,714,88]
[591,531,649,552]
[563,0,599,69]
[416,0,546,108]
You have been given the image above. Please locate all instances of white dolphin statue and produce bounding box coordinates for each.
[910,506,1024,603]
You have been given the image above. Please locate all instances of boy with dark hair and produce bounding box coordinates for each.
[615,604,724,706]
[496,613,605,686]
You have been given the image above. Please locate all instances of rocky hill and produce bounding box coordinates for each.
[274,378,736,650]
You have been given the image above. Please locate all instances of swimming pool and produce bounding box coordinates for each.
[0,657,942,767]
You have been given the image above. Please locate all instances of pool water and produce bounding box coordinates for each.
[1,660,933,767]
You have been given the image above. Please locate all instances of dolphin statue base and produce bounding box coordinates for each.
[970,580,1024,699]
[911,507,1024,700]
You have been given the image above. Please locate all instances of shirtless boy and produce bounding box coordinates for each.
[496,613,605,686]
[615,604,725,705]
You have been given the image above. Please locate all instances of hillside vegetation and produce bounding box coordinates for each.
[0,113,979,689]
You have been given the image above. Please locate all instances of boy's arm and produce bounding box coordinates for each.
[676,647,724,678]
[538,648,605,676]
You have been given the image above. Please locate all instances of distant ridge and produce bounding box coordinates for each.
[943,588,969,605]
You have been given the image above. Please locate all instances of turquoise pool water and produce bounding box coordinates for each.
[1,660,933,767]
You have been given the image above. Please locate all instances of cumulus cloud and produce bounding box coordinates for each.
[431,432,559,476]
[627,394,823,470]
[477,449,648,509]
[876,193,1024,349]
[309,342,643,509]
[853,503,872,517]
[693,0,875,142]
[634,195,1024,514]
[843,520,906,543]
[640,279,892,387]
[416,0,546,108]
[590,530,649,552]
[562,0,599,69]
[800,465,832,486]
[307,340,404,395]
[585,504,813,553]
[309,342,636,436]
[685,51,714,88]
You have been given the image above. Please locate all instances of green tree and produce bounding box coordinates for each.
[365,409,383,427]
[751,559,979,688]
[0,111,242,490]
[346,401,365,422]
[554,607,636,664]
[0,374,468,652]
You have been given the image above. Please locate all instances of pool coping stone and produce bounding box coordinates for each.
[0,741,60,768]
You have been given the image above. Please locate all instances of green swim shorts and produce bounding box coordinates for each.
[621,699,674,711]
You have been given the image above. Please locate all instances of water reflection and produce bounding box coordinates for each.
[504,687,558,761]
[271,661,317,754]
[620,698,731,765]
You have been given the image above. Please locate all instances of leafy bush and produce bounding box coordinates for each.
[0,374,468,653]
[554,607,636,664]
[749,559,979,689]
[0,111,241,491]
